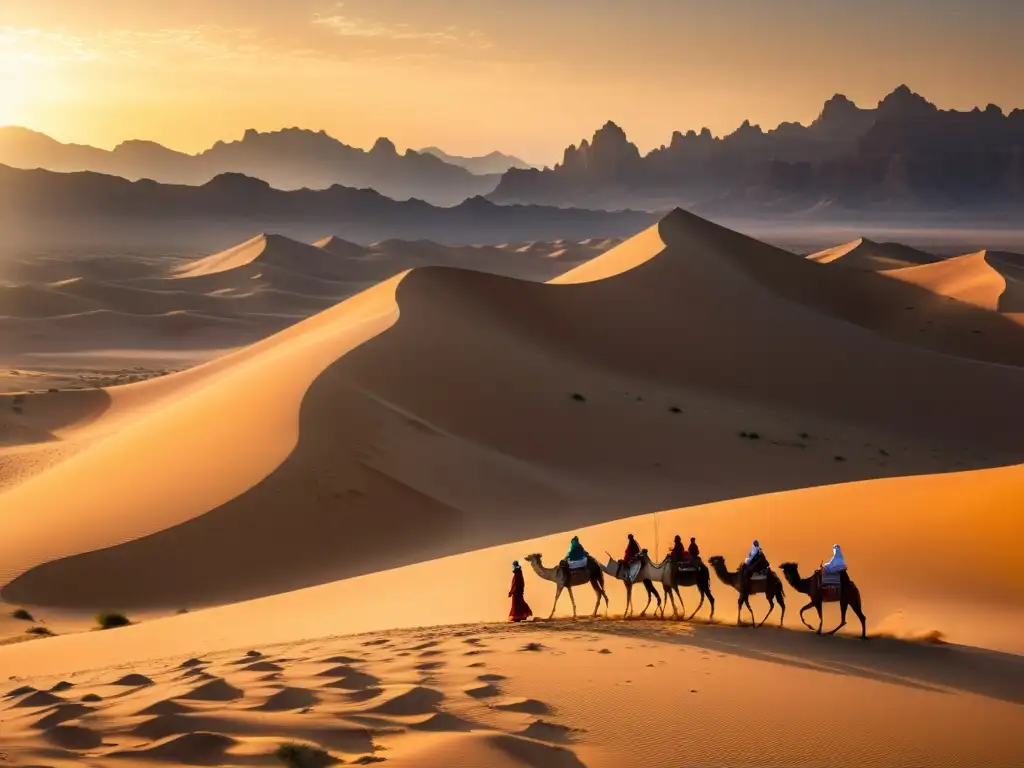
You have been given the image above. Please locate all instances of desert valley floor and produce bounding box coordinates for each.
[1,211,1022,767]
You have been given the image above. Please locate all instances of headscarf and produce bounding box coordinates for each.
[753,539,760,547]
[512,560,521,570]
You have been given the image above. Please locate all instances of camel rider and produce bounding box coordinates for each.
[822,544,851,590]
[669,534,686,562]
[565,536,589,566]
[688,537,700,560]
[619,534,641,580]
[741,539,764,592]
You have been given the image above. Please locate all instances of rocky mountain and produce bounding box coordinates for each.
[489,86,1024,218]
[419,146,532,175]
[0,127,500,206]
[0,164,657,245]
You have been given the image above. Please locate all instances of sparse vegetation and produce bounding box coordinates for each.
[275,742,333,768]
[95,612,131,630]
[798,432,810,439]
[26,626,54,637]
[176,608,189,615]
[739,431,761,440]
[668,406,682,414]
[11,608,33,621]
[834,455,846,462]
[570,392,586,402]
[879,448,890,457]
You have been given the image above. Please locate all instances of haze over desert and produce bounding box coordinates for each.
[1,2,1022,767]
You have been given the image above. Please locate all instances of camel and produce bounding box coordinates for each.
[600,557,662,618]
[707,555,785,627]
[779,563,867,639]
[638,551,716,621]
[524,553,609,619]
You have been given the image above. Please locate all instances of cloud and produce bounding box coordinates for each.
[312,10,491,50]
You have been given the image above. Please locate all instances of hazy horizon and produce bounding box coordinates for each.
[2,0,1022,165]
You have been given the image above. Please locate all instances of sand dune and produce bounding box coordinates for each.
[2,211,1024,767]
[807,237,939,271]
[4,211,1024,615]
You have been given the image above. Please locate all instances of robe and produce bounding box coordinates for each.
[623,538,641,562]
[688,541,700,559]
[669,541,685,559]
[508,569,532,622]
[823,546,847,573]
[745,543,761,565]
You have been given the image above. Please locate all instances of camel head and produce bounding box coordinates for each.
[523,553,542,565]
[779,562,799,574]
[707,555,725,567]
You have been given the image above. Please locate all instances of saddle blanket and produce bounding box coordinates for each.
[675,562,698,573]
[626,561,642,582]
[822,570,843,586]
[566,557,589,570]
[750,569,769,580]
[821,585,842,602]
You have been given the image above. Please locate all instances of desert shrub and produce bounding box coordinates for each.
[96,612,131,630]
[11,608,33,621]
[570,392,586,402]
[26,626,54,637]
[276,742,333,768]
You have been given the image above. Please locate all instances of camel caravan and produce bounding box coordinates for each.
[517,535,867,639]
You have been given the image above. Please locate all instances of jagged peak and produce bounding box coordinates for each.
[371,136,397,154]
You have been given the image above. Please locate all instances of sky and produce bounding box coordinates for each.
[1,0,1022,165]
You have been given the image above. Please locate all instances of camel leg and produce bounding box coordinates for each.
[549,584,563,619]
[567,586,578,618]
[639,586,653,618]
[687,591,705,621]
[736,596,744,626]
[778,593,786,627]
[849,589,868,639]
[673,586,685,619]
[706,590,715,621]
[665,586,679,618]
[623,583,632,618]
[758,596,775,627]
[745,596,757,626]
[815,603,824,635]
[826,600,848,636]
[799,600,817,631]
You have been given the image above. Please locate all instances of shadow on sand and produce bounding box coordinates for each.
[496,617,1024,706]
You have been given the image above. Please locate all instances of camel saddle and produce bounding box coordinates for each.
[625,560,643,582]
[565,557,589,571]
[674,556,699,573]
[817,568,845,602]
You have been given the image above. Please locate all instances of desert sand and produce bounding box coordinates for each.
[1,211,1022,767]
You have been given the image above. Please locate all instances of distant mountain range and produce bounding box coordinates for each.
[0,164,657,245]
[0,127,503,207]
[489,86,1024,218]
[418,146,532,175]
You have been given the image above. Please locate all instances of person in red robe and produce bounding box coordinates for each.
[508,561,532,622]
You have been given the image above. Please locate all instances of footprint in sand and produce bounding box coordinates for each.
[493,698,551,715]
[467,662,486,668]
[255,686,319,712]
[319,655,362,664]
[488,734,586,768]
[13,690,65,708]
[110,673,155,687]
[42,724,104,751]
[110,732,236,764]
[476,674,506,682]
[465,683,502,699]
[345,688,384,703]
[179,677,243,702]
[137,698,195,716]
[411,712,479,732]
[369,686,444,716]
[518,720,581,745]
[31,703,96,729]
